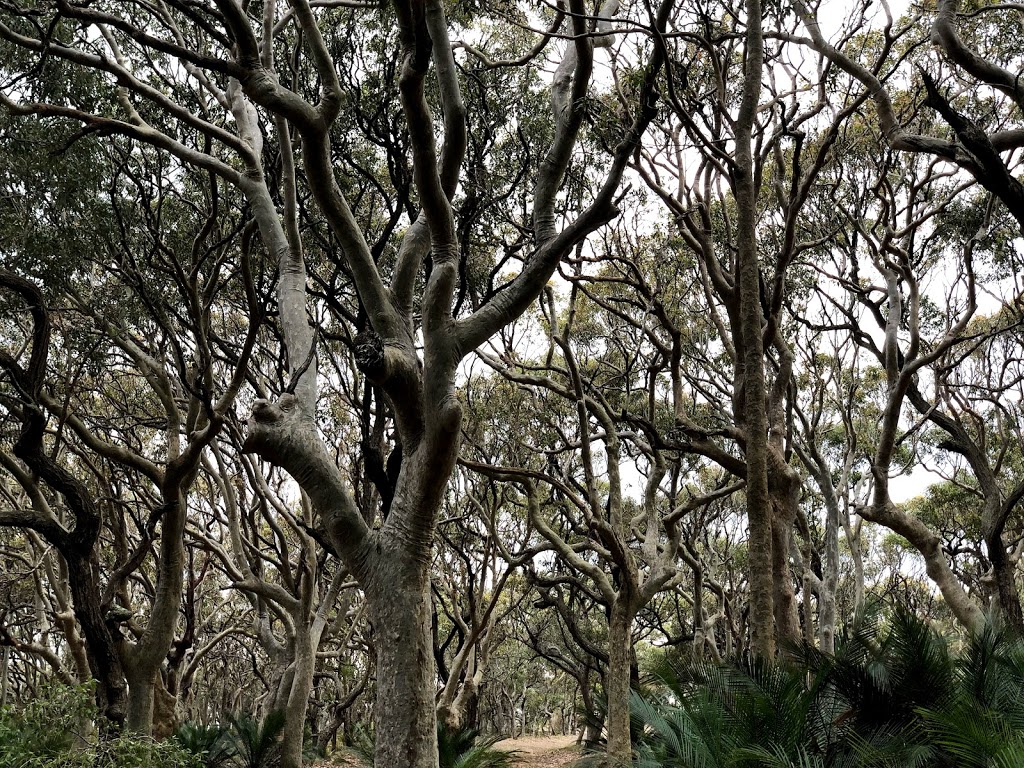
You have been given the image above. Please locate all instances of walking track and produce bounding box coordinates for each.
[495,734,580,767]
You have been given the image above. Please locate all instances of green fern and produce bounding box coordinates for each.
[228,711,285,768]
[172,722,235,768]
[631,606,1024,768]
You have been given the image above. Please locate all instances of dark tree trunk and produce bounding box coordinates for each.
[987,527,1024,634]
[65,553,128,728]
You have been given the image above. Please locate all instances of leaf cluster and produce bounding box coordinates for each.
[0,682,200,768]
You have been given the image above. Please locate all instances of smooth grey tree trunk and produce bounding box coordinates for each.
[365,553,437,768]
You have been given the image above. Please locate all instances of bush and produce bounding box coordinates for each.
[227,711,285,768]
[437,723,519,768]
[172,722,235,768]
[0,682,200,768]
[0,681,94,763]
[91,737,203,768]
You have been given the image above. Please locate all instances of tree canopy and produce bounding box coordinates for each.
[1,1,1023,767]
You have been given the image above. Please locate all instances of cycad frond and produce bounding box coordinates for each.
[228,710,285,768]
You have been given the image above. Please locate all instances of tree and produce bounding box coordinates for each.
[794,0,1024,230]
[0,141,258,731]
[631,0,884,657]
[462,222,746,764]
[0,2,670,764]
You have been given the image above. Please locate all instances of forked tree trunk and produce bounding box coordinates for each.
[438,645,483,731]
[243,397,454,768]
[122,490,189,734]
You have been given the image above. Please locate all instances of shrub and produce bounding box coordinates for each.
[438,723,519,768]
[92,736,202,768]
[0,682,199,768]
[227,711,285,768]
[172,722,236,768]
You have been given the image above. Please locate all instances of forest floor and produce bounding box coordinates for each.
[321,734,581,767]
[496,734,581,767]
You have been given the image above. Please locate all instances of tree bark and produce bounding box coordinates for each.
[279,624,316,768]
[604,599,637,767]
[988,521,1024,633]
[65,553,128,728]
[124,668,156,734]
[770,518,800,650]
[770,489,801,650]
[864,502,985,632]
[735,0,773,659]
[122,491,188,734]
[365,553,437,768]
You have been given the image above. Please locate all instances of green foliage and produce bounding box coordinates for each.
[631,655,833,768]
[226,711,285,768]
[631,607,1024,768]
[0,685,302,768]
[172,722,236,768]
[906,478,984,541]
[0,683,199,768]
[88,738,202,768]
[0,681,95,762]
[438,725,518,768]
[348,721,518,768]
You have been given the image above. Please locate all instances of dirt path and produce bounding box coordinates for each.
[495,734,580,767]
[319,734,581,767]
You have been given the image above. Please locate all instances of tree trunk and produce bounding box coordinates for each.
[437,642,474,730]
[987,526,1024,634]
[771,500,800,650]
[152,676,177,739]
[820,493,840,654]
[120,669,177,737]
[843,512,865,614]
[65,553,128,728]
[980,492,1024,634]
[579,679,603,749]
[734,0,772,660]
[280,626,316,768]
[366,552,438,768]
[1,646,9,707]
[604,599,636,767]
[121,492,187,735]
[441,665,482,732]
[125,668,156,733]
[866,503,985,632]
